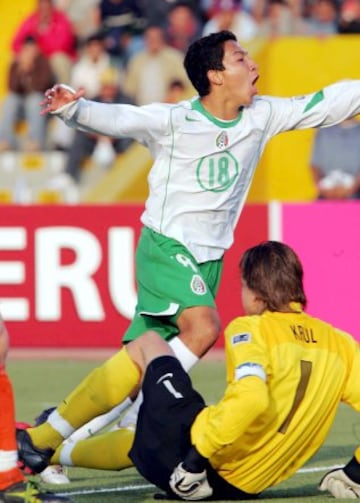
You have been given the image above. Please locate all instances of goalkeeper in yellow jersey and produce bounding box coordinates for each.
[17,241,360,500]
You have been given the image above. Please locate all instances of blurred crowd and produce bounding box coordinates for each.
[0,0,359,190]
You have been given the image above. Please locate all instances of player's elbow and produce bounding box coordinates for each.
[226,377,269,440]
[241,376,270,420]
[249,380,269,416]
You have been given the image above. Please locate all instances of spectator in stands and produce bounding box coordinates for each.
[70,32,113,99]
[202,0,259,42]
[50,30,114,152]
[311,118,360,199]
[164,1,203,53]
[139,0,206,28]
[124,24,191,105]
[0,36,55,152]
[255,0,311,37]
[92,0,146,68]
[338,0,360,33]
[306,0,339,35]
[56,0,101,44]
[164,78,188,103]
[12,0,77,83]
[65,68,133,183]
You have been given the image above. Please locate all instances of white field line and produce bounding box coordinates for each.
[57,482,154,496]
[56,464,344,497]
[298,464,342,474]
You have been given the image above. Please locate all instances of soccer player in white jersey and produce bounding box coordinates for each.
[16,30,360,476]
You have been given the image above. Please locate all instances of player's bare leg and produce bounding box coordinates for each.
[118,305,220,430]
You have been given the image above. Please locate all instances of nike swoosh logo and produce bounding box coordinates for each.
[157,372,173,384]
[185,115,200,122]
[174,477,202,495]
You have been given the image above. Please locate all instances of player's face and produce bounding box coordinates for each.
[220,40,259,106]
[241,278,266,315]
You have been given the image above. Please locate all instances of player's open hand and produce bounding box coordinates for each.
[40,84,85,115]
[169,462,213,501]
[319,468,360,498]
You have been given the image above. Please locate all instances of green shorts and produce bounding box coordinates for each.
[123,227,223,342]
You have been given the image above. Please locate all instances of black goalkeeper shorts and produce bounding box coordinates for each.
[129,355,205,492]
[129,355,257,500]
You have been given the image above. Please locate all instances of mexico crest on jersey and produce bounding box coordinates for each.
[190,274,207,295]
[216,131,229,149]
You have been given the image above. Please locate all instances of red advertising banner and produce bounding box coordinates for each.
[0,204,268,348]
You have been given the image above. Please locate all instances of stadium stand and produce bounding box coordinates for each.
[0,151,77,203]
[82,143,152,203]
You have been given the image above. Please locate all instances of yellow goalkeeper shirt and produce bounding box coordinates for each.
[191,303,360,493]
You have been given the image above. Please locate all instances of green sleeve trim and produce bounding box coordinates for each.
[303,90,324,113]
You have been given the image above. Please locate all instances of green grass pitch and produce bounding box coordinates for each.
[8,355,359,502]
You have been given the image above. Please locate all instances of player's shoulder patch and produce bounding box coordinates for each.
[232,332,251,345]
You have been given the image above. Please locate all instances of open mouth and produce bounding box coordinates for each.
[251,74,260,93]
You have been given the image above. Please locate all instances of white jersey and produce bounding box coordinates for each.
[57,80,360,262]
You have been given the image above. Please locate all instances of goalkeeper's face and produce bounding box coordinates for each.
[241,278,266,316]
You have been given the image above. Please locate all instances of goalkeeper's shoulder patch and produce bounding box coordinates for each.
[231,332,251,345]
[235,362,266,382]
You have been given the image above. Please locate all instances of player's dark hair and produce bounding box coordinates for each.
[184,30,237,97]
[240,241,307,311]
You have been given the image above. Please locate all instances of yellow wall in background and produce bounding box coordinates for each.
[247,36,360,202]
[0,0,36,100]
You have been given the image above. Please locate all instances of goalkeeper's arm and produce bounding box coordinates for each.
[319,455,360,498]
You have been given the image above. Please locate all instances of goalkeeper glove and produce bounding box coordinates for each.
[170,463,213,501]
[319,457,360,498]
[169,446,213,501]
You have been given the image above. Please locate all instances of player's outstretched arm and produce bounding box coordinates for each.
[40,84,85,115]
[319,457,360,498]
